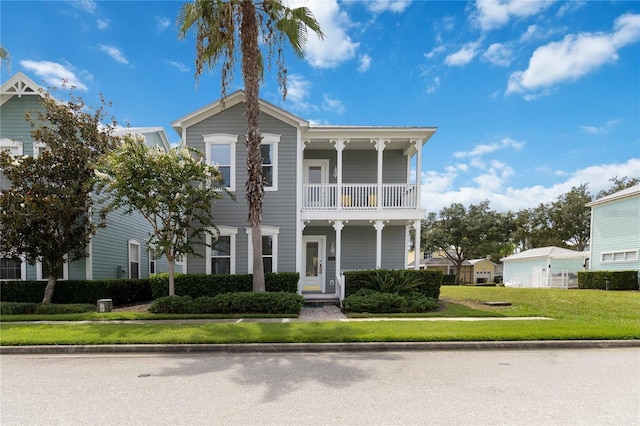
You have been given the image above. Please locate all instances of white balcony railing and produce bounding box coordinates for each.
[302,183,417,210]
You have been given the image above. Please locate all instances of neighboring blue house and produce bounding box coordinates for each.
[0,72,171,282]
[171,91,436,301]
[586,184,640,272]
[502,246,588,289]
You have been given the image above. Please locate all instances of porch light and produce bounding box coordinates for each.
[333,165,337,178]
[330,241,335,256]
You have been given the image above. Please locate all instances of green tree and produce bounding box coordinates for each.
[550,184,592,251]
[177,0,323,291]
[0,91,117,303]
[596,176,640,199]
[96,135,229,296]
[421,201,503,284]
[0,45,9,70]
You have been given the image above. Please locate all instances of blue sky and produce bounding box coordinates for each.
[2,0,639,213]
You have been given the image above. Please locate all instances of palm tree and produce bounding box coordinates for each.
[178,0,323,291]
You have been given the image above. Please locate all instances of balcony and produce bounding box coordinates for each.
[302,183,418,210]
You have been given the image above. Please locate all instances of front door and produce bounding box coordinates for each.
[302,236,326,293]
[303,159,330,208]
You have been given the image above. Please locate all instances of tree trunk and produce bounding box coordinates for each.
[168,259,175,296]
[455,262,463,285]
[42,275,56,304]
[240,0,265,292]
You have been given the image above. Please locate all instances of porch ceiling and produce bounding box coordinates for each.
[303,139,415,151]
[302,218,419,227]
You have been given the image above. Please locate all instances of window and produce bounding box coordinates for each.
[601,250,639,263]
[206,226,237,274]
[204,134,237,191]
[246,226,279,273]
[33,142,47,158]
[0,138,23,156]
[36,258,68,281]
[0,257,24,280]
[261,133,280,191]
[129,240,140,279]
[149,249,156,275]
[423,251,433,260]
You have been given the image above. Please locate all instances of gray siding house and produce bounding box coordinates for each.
[171,91,436,301]
[587,184,640,272]
[0,72,171,281]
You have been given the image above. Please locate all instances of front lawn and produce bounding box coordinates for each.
[1,288,638,345]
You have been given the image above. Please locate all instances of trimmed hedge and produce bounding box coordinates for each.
[0,302,96,315]
[342,289,439,313]
[344,269,442,299]
[442,274,457,285]
[0,279,152,305]
[149,292,304,315]
[150,272,299,299]
[577,270,639,290]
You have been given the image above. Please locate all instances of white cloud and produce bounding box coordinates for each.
[472,0,555,32]
[285,74,315,112]
[99,44,129,65]
[322,94,345,114]
[70,0,96,14]
[366,0,411,13]
[421,158,640,213]
[426,76,441,94]
[167,60,190,73]
[578,119,621,135]
[155,16,170,31]
[453,137,525,158]
[287,0,358,68]
[20,60,89,91]
[557,1,585,17]
[507,13,640,97]
[445,40,482,66]
[97,18,109,30]
[482,42,512,66]
[357,54,371,72]
[425,44,447,59]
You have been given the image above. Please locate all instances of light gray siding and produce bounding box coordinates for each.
[305,149,407,184]
[0,95,43,157]
[590,195,640,271]
[184,102,298,274]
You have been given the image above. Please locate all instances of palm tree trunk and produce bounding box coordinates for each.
[241,0,265,292]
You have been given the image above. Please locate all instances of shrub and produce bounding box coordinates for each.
[343,290,407,313]
[578,270,639,290]
[404,293,439,313]
[150,272,299,299]
[442,274,457,285]
[364,270,420,295]
[149,292,303,314]
[0,279,152,305]
[345,269,442,299]
[0,302,96,315]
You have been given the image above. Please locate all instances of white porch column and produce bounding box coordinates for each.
[373,220,385,268]
[414,219,421,270]
[333,139,348,210]
[373,139,386,209]
[415,139,423,209]
[332,220,344,298]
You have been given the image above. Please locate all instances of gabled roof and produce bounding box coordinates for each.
[586,184,640,207]
[1,72,44,106]
[468,258,497,266]
[502,246,589,262]
[112,127,171,152]
[171,90,309,135]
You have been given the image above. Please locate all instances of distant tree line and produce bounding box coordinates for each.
[419,177,639,283]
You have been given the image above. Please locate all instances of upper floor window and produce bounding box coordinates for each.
[261,133,280,191]
[0,138,23,157]
[148,249,156,275]
[423,251,433,260]
[33,142,47,158]
[204,133,237,191]
[36,258,69,281]
[206,226,237,275]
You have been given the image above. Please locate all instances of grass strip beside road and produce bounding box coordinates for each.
[1,288,638,345]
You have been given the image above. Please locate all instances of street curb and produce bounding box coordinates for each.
[1,340,638,355]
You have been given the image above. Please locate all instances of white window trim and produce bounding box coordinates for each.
[206,226,237,274]
[0,138,23,156]
[261,133,280,192]
[246,226,279,273]
[36,257,69,281]
[204,133,237,192]
[33,142,47,158]
[128,239,141,279]
[601,249,639,263]
[1,256,27,281]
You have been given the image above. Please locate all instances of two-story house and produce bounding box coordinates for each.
[0,72,171,282]
[171,91,436,301]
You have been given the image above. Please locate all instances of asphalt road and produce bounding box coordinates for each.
[1,348,638,425]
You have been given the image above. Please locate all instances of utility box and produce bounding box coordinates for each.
[97,299,113,313]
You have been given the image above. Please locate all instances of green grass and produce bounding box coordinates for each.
[1,288,638,345]
[0,312,295,322]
